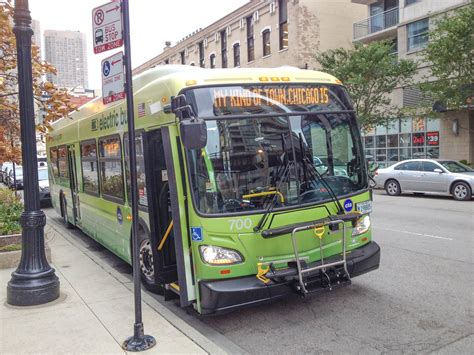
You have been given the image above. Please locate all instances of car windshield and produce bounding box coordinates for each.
[184,84,366,214]
[38,169,48,181]
[439,161,474,173]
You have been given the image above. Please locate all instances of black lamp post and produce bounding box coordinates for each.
[7,0,60,306]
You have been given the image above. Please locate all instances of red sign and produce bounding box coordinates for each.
[427,131,439,146]
[412,133,425,146]
[92,2,123,54]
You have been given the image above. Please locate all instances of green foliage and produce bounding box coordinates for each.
[0,243,21,252]
[315,40,418,129]
[0,188,23,235]
[420,3,474,110]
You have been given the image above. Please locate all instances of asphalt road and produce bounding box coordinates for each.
[44,191,473,354]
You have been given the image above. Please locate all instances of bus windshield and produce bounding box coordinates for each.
[184,84,366,214]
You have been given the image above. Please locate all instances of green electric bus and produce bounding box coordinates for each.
[47,65,380,314]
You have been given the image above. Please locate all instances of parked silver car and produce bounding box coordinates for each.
[374,159,474,201]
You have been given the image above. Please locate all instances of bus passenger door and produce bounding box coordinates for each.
[67,144,80,226]
[143,129,178,287]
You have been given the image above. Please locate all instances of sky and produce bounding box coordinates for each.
[28,0,249,91]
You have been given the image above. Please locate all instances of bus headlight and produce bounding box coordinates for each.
[352,215,371,236]
[199,245,243,265]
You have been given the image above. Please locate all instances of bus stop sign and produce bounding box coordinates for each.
[101,51,125,105]
[92,1,123,54]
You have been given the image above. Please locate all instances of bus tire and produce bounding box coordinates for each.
[60,195,73,229]
[136,227,161,293]
[451,181,471,201]
[385,179,401,196]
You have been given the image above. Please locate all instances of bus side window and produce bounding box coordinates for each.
[50,147,59,179]
[57,145,69,180]
[80,140,100,195]
[98,135,124,202]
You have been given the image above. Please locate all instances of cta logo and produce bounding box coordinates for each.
[344,199,353,212]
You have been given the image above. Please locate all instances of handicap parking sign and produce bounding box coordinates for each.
[191,227,203,242]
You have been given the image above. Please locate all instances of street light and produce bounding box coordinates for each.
[7,0,59,306]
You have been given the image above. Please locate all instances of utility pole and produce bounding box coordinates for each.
[7,0,60,306]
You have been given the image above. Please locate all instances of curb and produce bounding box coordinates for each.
[45,211,247,355]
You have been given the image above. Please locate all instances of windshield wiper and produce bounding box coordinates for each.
[299,133,345,215]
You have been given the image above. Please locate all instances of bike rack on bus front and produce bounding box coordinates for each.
[290,219,350,294]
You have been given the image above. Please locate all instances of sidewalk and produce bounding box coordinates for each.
[0,214,228,354]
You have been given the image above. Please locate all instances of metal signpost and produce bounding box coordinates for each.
[93,1,155,351]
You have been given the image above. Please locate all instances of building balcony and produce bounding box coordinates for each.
[353,7,399,42]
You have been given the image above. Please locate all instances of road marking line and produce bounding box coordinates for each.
[373,227,453,241]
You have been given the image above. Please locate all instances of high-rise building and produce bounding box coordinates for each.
[31,19,41,50]
[352,0,473,165]
[44,30,88,89]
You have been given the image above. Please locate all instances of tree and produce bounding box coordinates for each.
[419,3,474,111]
[315,40,418,129]
[0,0,76,164]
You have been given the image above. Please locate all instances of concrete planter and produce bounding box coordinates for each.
[0,234,52,269]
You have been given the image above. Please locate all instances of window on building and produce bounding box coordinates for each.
[180,50,185,64]
[210,53,216,69]
[407,18,429,51]
[220,30,227,68]
[57,145,69,179]
[99,135,124,201]
[80,140,99,195]
[164,59,169,64]
[278,0,288,50]
[124,133,147,206]
[262,29,271,56]
[233,43,240,67]
[246,16,255,62]
[199,41,205,68]
[405,0,418,6]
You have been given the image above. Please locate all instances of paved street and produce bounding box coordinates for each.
[42,191,473,354]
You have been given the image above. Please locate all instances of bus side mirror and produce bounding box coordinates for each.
[180,118,207,149]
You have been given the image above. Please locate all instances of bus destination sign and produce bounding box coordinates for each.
[213,87,330,109]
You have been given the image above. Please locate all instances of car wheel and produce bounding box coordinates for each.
[452,182,471,201]
[385,179,401,196]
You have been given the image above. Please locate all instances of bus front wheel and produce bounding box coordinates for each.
[60,195,73,229]
[136,228,161,293]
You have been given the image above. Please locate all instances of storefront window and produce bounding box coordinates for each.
[412,146,425,158]
[426,118,440,131]
[375,124,386,135]
[412,117,425,132]
[387,148,398,163]
[387,134,398,147]
[399,133,411,147]
[400,118,412,133]
[364,136,375,148]
[427,147,439,158]
[376,135,386,148]
[387,120,399,134]
[399,147,411,161]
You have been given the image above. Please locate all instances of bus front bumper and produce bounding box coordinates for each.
[199,241,380,315]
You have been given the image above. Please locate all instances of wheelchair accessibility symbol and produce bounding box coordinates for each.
[191,227,203,242]
[102,60,111,77]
